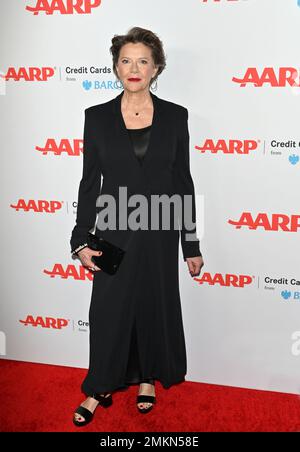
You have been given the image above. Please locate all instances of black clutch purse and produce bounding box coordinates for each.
[87,232,126,275]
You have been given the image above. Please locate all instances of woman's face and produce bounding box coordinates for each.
[116,42,158,93]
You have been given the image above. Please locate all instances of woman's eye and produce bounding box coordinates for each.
[121,59,147,64]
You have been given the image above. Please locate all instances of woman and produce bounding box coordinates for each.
[71,27,204,426]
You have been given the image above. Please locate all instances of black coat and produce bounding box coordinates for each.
[70,89,202,395]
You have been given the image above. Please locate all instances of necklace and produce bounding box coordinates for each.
[134,105,150,115]
[122,97,152,117]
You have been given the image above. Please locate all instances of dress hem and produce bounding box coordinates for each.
[81,374,186,396]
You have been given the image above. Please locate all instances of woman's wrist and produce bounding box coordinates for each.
[71,243,88,256]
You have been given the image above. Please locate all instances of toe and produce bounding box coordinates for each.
[138,402,152,409]
[74,414,84,422]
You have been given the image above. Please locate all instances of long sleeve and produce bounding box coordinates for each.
[70,108,102,253]
[173,107,202,261]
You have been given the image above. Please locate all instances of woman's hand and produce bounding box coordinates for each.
[186,256,204,277]
[77,247,103,272]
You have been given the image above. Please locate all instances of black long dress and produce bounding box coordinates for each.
[89,124,155,391]
[122,124,154,387]
[70,90,202,396]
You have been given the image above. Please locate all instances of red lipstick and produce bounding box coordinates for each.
[128,78,141,81]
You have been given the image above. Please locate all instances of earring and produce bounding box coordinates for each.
[115,77,123,90]
[150,79,158,92]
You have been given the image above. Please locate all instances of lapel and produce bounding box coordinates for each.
[111,89,165,172]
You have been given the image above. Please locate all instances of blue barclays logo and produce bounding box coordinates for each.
[282,290,291,300]
[82,80,92,91]
[281,290,300,301]
[298,0,300,7]
[289,154,299,165]
[82,80,123,91]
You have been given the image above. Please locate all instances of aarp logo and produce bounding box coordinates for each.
[2,67,55,82]
[26,0,101,15]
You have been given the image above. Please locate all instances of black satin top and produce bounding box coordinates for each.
[126,125,152,165]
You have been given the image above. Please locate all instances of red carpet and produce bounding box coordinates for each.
[1,359,300,432]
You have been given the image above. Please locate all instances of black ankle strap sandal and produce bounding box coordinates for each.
[136,394,156,414]
[73,393,113,427]
[92,393,113,407]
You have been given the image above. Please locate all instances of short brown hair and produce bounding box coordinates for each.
[110,26,166,88]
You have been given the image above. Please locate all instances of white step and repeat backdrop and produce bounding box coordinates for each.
[1,0,300,395]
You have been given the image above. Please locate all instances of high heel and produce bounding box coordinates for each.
[136,394,156,413]
[73,392,113,427]
[136,381,156,414]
